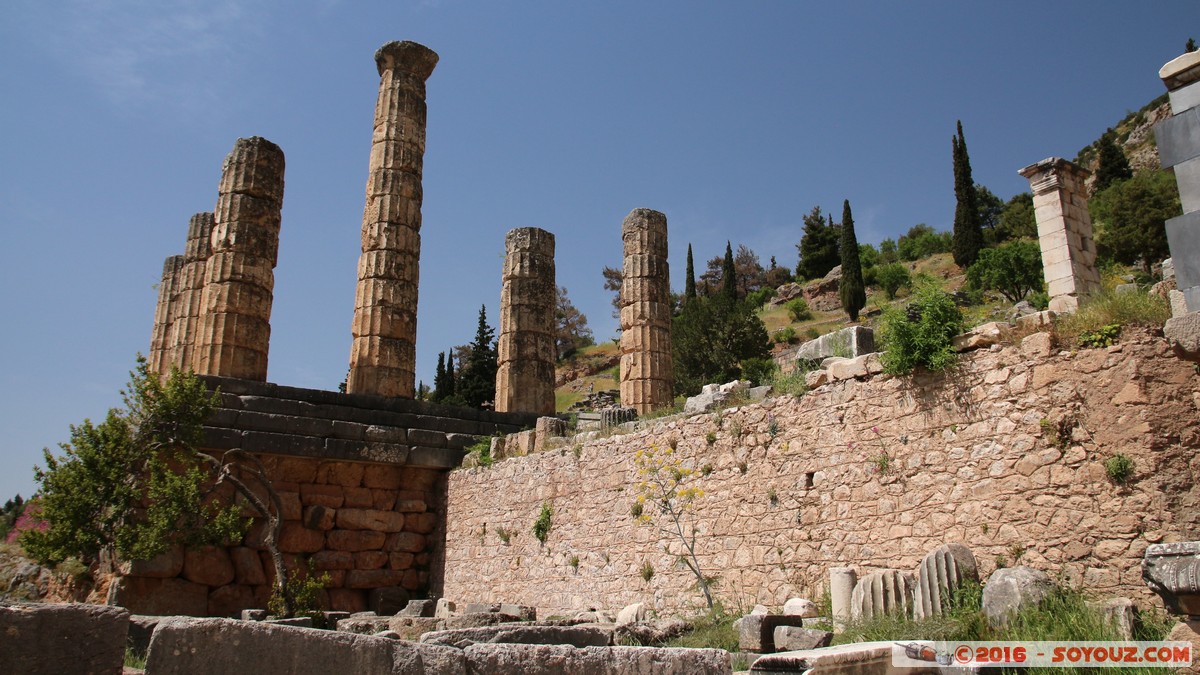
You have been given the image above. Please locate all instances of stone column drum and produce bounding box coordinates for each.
[1018,157,1101,313]
[193,137,285,380]
[495,227,556,415]
[1156,52,1200,314]
[168,212,214,373]
[347,41,439,398]
[149,255,185,378]
[619,208,673,414]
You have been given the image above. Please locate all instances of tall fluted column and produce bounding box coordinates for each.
[495,228,556,415]
[167,212,214,372]
[193,137,285,380]
[347,41,439,398]
[149,255,185,377]
[619,208,673,414]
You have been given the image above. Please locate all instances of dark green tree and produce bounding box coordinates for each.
[952,121,984,268]
[796,206,840,280]
[721,241,737,301]
[685,244,697,301]
[671,295,771,396]
[1090,170,1180,274]
[897,224,952,261]
[966,240,1044,302]
[1094,130,1133,193]
[432,352,448,401]
[975,184,1004,245]
[455,306,498,409]
[444,350,456,399]
[875,263,912,300]
[997,192,1037,241]
[1187,37,1197,53]
[838,200,867,321]
[879,238,898,264]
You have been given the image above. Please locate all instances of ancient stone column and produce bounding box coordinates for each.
[347,41,439,398]
[167,212,214,372]
[495,228,556,415]
[148,255,185,378]
[1157,51,1200,314]
[1018,158,1101,313]
[193,137,285,380]
[619,208,673,414]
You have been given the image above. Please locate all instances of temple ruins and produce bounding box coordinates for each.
[494,227,557,415]
[1018,157,1101,314]
[618,208,674,414]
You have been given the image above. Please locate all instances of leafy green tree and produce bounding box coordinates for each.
[1090,170,1180,274]
[879,238,899,264]
[602,265,623,318]
[975,184,1004,245]
[764,256,793,289]
[796,206,840,280]
[875,263,912,300]
[997,192,1037,242]
[897,224,952,261]
[555,286,593,359]
[839,200,867,321]
[733,244,766,298]
[23,359,305,616]
[952,121,984,268]
[672,295,771,396]
[966,239,1044,302]
[879,283,964,375]
[455,306,498,408]
[1094,130,1133,193]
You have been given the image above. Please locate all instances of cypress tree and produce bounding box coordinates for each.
[432,352,447,401]
[456,306,497,409]
[1094,130,1132,193]
[721,241,737,301]
[951,120,983,268]
[444,349,456,399]
[685,244,697,300]
[839,199,867,322]
[796,206,839,280]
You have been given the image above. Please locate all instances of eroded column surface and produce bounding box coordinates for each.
[619,208,673,414]
[347,41,439,398]
[495,228,556,415]
[1018,158,1100,313]
[1156,51,1200,314]
[193,137,285,380]
[167,212,214,373]
[149,255,185,378]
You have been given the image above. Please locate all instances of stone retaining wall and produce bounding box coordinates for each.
[442,330,1200,616]
[112,378,539,616]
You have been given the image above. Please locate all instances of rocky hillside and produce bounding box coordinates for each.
[1076,94,1171,190]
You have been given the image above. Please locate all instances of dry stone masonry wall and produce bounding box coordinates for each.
[443,331,1200,617]
[347,41,439,399]
[1019,157,1101,314]
[194,137,286,380]
[618,208,673,414]
[495,227,557,415]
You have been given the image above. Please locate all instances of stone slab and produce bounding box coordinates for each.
[462,643,731,674]
[0,602,129,675]
[1166,212,1200,292]
[1173,158,1200,214]
[419,624,612,648]
[1156,106,1200,169]
[740,614,810,653]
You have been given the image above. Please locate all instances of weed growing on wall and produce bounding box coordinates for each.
[633,443,714,609]
[532,502,553,544]
[878,282,964,375]
[1104,453,1135,484]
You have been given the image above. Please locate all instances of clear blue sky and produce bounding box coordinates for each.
[1,1,1195,501]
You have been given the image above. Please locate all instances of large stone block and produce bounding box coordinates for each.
[420,625,613,649]
[0,602,128,675]
[144,616,442,674]
[462,643,730,675]
[794,326,875,363]
[108,576,209,617]
[183,546,236,587]
[337,508,408,532]
[982,566,1055,628]
[739,613,809,653]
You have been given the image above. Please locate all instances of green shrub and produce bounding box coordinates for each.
[532,502,553,543]
[785,298,813,322]
[745,287,775,309]
[879,283,964,375]
[466,438,495,467]
[740,357,776,386]
[269,562,331,625]
[772,326,797,344]
[1029,291,1050,310]
[1078,324,1121,348]
[966,239,1044,302]
[640,560,655,582]
[768,368,809,397]
[875,263,912,300]
[1104,454,1135,484]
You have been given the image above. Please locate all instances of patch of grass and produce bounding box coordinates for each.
[1054,290,1170,348]
[663,608,739,652]
[640,560,655,582]
[495,526,512,544]
[768,367,809,397]
[125,647,147,669]
[466,437,495,467]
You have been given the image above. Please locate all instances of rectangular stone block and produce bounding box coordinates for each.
[1166,212,1200,290]
[1157,106,1200,169]
[0,603,129,675]
[739,614,809,653]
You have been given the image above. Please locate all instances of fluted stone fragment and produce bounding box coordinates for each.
[167,212,214,373]
[851,569,915,620]
[149,255,185,377]
[913,543,979,620]
[193,137,285,380]
[495,228,556,415]
[1143,541,1200,617]
[348,41,438,398]
[619,209,673,414]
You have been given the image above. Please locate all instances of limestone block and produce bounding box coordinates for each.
[0,603,128,675]
[794,326,875,363]
[827,354,871,381]
[108,576,209,617]
[783,597,819,617]
[327,529,387,552]
[217,136,285,203]
[346,569,407,589]
[208,584,256,618]
[1164,312,1200,356]
[386,532,426,553]
[952,322,1012,352]
[278,523,327,554]
[749,641,895,674]
[313,550,356,571]
[1168,619,1200,675]
[183,546,236,587]
[361,221,420,253]
[420,625,613,649]
[1020,332,1054,359]
[851,569,915,620]
[913,543,978,620]
[356,551,389,570]
[230,546,267,585]
[774,625,834,651]
[739,613,809,653]
[337,508,408,533]
[121,546,184,579]
[461,643,730,675]
[982,566,1055,628]
[370,586,411,616]
[436,598,457,618]
[805,369,830,389]
[616,602,648,626]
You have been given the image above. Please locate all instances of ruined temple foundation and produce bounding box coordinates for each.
[495,228,556,415]
[1157,51,1200,314]
[347,41,439,398]
[192,137,285,381]
[619,208,673,414]
[1018,157,1100,314]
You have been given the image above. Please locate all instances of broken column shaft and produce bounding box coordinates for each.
[167,212,214,373]
[1018,158,1100,313]
[193,137,285,380]
[347,41,439,398]
[619,208,673,414]
[149,255,185,378]
[495,228,556,415]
